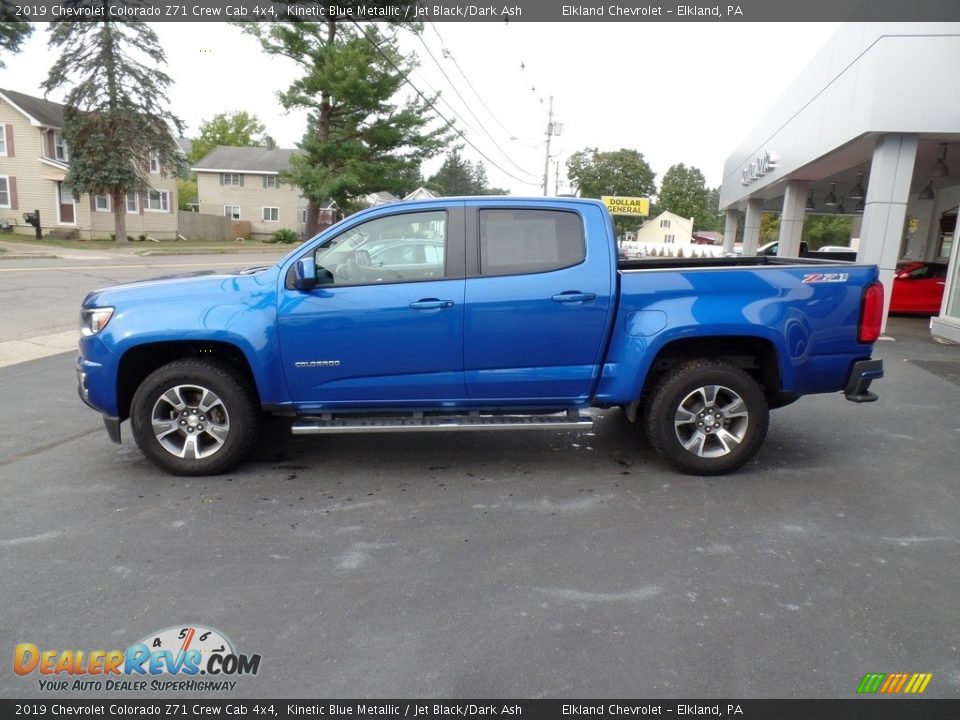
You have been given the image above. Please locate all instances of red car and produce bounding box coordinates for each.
[889,261,948,314]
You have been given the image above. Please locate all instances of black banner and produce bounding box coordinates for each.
[3,700,960,720]
[4,0,960,22]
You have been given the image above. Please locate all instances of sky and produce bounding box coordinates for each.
[0,21,841,196]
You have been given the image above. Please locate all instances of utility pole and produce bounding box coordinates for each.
[543,95,553,196]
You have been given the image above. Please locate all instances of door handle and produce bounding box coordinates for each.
[409,299,455,310]
[552,292,597,303]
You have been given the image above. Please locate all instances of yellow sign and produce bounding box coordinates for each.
[601,196,650,217]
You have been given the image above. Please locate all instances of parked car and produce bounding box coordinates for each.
[889,261,948,314]
[757,240,808,256]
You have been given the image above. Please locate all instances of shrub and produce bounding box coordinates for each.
[268,228,299,244]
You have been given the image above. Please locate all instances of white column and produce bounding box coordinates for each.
[723,210,738,254]
[742,198,764,255]
[851,214,864,248]
[858,134,918,330]
[777,180,809,257]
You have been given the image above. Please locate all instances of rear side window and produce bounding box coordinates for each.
[479,209,584,276]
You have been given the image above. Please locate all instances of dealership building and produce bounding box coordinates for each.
[719,23,960,339]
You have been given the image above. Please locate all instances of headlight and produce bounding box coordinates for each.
[80,307,114,337]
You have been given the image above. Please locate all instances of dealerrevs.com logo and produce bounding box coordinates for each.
[14,625,261,692]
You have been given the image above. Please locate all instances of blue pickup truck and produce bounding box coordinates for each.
[77,197,884,477]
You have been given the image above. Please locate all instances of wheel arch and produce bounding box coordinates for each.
[625,335,786,422]
[116,340,260,422]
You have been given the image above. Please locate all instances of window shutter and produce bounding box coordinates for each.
[239,174,244,187]
[139,191,146,216]
[220,173,225,186]
[9,177,17,209]
[5,125,13,157]
[46,131,55,158]
[89,194,96,211]
[262,176,267,189]
[168,191,173,213]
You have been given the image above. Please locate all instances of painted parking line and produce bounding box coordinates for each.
[0,331,78,369]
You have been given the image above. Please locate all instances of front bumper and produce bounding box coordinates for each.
[77,355,121,444]
[844,358,883,403]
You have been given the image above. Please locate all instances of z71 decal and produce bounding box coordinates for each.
[803,273,849,283]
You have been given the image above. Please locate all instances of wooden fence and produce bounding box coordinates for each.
[177,211,233,241]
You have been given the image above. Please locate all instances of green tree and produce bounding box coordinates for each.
[43,18,183,243]
[802,214,854,249]
[759,213,781,244]
[566,148,656,237]
[188,111,267,164]
[428,149,475,195]
[566,147,656,198]
[427,149,502,196]
[240,20,451,236]
[705,186,722,232]
[0,21,33,68]
[177,177,197,211]
[656,163,714,231]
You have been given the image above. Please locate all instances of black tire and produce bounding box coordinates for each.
[643,359,769,476]
[130,359,261,476]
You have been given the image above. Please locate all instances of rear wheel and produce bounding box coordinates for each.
[130,359,260,476]
[643,359,769,475]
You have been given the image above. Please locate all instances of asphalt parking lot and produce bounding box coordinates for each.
[2,273,959,699]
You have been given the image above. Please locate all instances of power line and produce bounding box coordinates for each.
[350,21,541,188]
[424,19,537,149]
[411,29,540,179]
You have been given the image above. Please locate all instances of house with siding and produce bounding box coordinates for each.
[192,145,323,240]
[0,88,179,240]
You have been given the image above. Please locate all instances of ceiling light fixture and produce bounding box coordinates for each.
[930,143,950,178]
[918,181,935,200]
[849,172,866,200]
[824,182,838,207]
[805,189,815,211]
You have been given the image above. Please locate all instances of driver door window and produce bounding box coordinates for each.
[315,211,447,285]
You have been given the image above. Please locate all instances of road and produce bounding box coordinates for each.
[1,253,959,699]
[0,252,286,367]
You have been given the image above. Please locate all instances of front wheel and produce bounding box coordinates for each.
[643,359,769,476]
[130,359,261,476]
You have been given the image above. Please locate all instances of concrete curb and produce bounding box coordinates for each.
[0,253,61,260]
[134,246,291,256]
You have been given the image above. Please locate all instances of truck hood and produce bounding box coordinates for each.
[82,264,281,308]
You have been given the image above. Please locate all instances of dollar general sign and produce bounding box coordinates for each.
[601,196,650,217]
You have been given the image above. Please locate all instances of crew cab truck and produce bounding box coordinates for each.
[77,197,885,477]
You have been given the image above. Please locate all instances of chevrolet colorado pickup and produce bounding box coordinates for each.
[77,197,884,476]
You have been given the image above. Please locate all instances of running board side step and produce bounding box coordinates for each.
[291,412,594,435]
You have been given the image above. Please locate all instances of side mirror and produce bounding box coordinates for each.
[294,257,318,290]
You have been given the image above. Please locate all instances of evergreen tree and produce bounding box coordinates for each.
[241,21,451,235]
[43,17,182,243]
[0,20,33,68]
